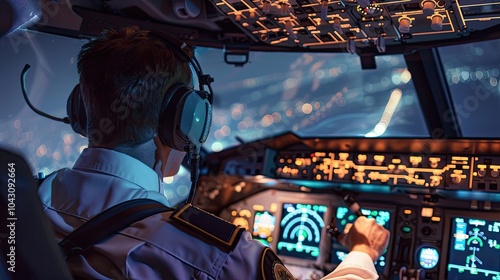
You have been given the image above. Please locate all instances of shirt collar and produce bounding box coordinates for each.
[73,147,161,192]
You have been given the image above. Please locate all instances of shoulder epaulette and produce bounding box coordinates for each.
[171,203,244,252]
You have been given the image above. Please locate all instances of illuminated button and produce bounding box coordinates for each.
[404,209,412,215]
[374,155,385,164]
[491,169,500,178]
[234,12,242,21]
[240,209,252,217]
[358,154,367,163]
[431,216,441,222]
[421,207,433,217]
[429,157,441,168]
[477,168,486,177]
[401,225,412,233]
[410,156,422,166]
[450,173,462,184]
[430,175,441,186]
[252,205,264,212]
[339,153,349,160]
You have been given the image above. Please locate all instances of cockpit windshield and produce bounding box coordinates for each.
[438,38,500,138]
[1,30,431,171]
[199,48,429,151]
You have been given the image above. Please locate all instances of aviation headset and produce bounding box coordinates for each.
[20,30,212,204]
[65,30,214,152]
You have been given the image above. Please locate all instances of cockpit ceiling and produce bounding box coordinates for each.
[32,0,500,55]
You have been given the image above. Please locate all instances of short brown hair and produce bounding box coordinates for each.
[77,26,192,147]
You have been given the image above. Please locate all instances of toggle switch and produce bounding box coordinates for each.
[321,0,329,21]
[279,1,289,14]
[262,0,271,13]
[284,20,296,40]
[333,16,343,34]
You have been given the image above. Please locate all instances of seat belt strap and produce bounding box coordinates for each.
[59,198,173,258]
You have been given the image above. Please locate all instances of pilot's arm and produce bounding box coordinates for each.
[322,216,390,280]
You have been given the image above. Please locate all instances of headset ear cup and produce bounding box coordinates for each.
[158,84,190,151]
[158,83,212,151]
[182,91,212,145]
[66,84,88,137]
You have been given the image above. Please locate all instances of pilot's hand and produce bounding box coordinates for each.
[338,216,390,261]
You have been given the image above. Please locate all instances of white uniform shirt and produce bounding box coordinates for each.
[38,147,378,280]
[322,252,379,279]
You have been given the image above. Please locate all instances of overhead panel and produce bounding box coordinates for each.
[209,0,493,52]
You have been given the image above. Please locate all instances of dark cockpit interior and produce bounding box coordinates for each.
[2,0,500,279]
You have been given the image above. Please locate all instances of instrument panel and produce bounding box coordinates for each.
[200,136,500,205]
[31,0,500,58]
[211,0,481,51]
[199,135,500,279]
[219,190,500,280]
[274,151,500,192]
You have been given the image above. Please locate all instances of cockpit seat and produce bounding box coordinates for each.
[0,145,72,280]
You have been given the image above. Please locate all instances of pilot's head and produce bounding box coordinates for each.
[77,26,193,148]
[76,26,195,176]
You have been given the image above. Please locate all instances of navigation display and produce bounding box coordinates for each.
[276,203,327,260]
[447,216,500,279]
[330,206,392,272]
[252,211,276,246]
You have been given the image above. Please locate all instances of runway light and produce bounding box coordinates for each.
[365,89,402,137]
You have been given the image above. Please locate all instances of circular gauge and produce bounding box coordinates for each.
[356,4,383,17]
[232,216,249,231]
[417,246,439,269]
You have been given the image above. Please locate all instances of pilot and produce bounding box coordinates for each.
[37,26,389,279]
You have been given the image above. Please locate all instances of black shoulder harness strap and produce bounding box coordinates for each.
[59,198,173,259]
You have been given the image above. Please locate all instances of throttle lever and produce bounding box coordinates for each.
[327,194,365,240]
